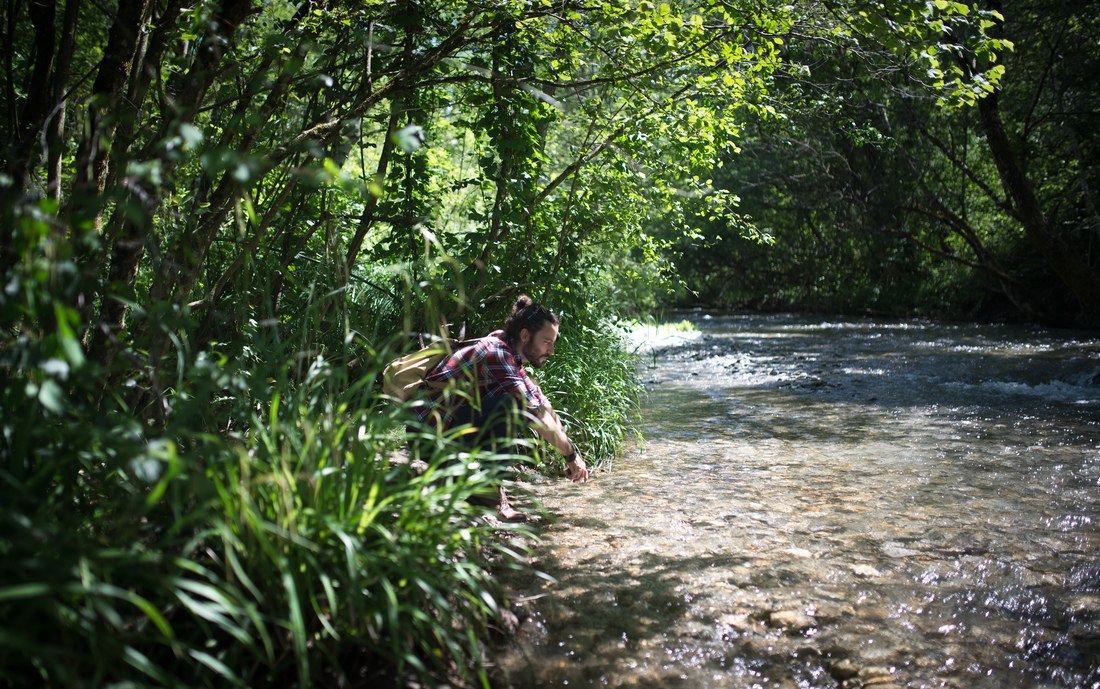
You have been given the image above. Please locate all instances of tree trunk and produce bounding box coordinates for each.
[10,0,56,188]
[44,0,80,203]
[93,0,253,360]
[976,90,1100,325]
[89,1,186,362]
[69,0,152,216]
[1,0,73,266]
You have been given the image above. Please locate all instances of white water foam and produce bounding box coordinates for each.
[945,376,1100,405]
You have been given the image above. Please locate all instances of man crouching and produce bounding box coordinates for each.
[412,295,588,520]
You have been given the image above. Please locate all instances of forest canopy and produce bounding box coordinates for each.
[669,0,1099,326]
[3,0,1020,347]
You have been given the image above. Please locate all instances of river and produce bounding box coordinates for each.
[492,313,1100,689]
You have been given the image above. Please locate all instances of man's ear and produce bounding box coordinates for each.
[518,328,530,345]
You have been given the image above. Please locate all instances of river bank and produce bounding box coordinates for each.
[492,313,1100,689]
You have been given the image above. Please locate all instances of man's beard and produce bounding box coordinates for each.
[522,344,546,368]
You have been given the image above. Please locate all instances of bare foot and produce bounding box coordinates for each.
[498,485,530,522]
[497,503,529,522]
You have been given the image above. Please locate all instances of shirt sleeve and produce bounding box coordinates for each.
[521,374,549,411]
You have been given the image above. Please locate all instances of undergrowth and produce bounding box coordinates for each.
[0,207,641,688]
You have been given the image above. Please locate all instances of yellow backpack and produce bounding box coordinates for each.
[381,338,479,402]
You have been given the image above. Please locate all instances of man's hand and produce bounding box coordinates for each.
[565,453,589,483]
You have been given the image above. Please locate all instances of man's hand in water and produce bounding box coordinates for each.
[565,453,589,483]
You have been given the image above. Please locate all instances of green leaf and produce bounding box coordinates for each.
[0,583,51,601]
[283,572,310,679]
[37,379,64,413]
[179,123,204,149]
[188,649,244,685]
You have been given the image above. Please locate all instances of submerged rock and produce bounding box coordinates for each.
[769,609,816,632]
[826,657,859,680]
[717,612,754,632]
[815,602,857,622]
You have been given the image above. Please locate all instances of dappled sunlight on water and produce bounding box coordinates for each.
[493,314,1100,689]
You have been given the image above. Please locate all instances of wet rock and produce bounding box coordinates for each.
[681,619,712,639]
[853,642,897,664]
[1070,621,1100,641]
[826,657,860,681]
[740,634,780,656]
[718,612,755,632]
[1070,594,1100,618]
[726,566,755,587]
[850,564,883,577]
[793,644,822,659]
[769,609,816,632]
[923,622,962,637]
[880,542,919,558]
[854,604,891,623]
[815,602,857,622]
[496,608,521,636]
[781,546,815,559]
[858,665,900,687]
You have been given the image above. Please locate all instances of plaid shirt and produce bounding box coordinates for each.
[414,330,549,427]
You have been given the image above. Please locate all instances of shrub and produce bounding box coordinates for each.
[0,211,528,688]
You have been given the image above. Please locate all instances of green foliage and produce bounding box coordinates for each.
[539,302,644,472]
[663,0,1099,324]
[0,206,526,688]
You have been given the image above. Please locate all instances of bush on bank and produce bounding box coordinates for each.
[0,214,640,688]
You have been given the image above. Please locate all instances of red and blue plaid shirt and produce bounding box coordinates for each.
[414,330,549,427]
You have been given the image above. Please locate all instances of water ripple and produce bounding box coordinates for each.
[495,314,1100,689]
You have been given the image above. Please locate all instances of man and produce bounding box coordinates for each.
[413,295,588,520]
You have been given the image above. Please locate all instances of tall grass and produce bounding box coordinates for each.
[539,309,644,473]
[1,349,527,687]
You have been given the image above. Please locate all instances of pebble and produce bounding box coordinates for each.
[769,609,816,631]
[827,658,859,680]
[718,612,754,632]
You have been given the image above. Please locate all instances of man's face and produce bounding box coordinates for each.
[519,322,559,368]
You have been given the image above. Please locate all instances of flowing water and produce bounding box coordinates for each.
[493,313,1100,689]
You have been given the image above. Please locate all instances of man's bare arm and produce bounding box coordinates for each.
[534,402,588,482]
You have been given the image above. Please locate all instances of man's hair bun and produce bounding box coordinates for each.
[504,294,559,340]
[512,295,534,314]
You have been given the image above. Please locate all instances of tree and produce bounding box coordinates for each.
[666,0,1098,324]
